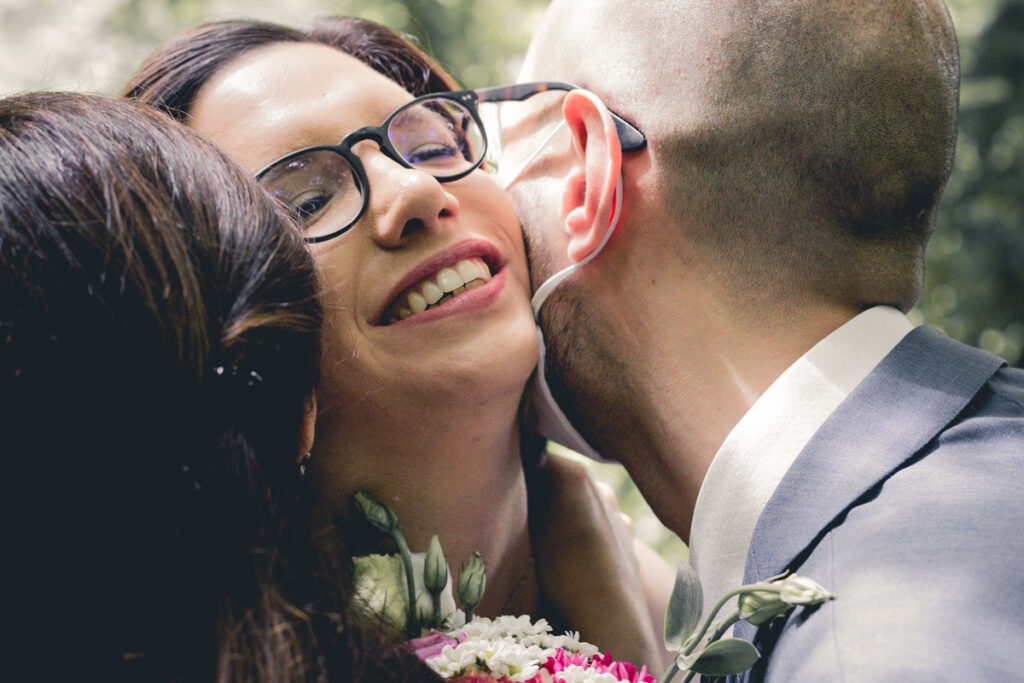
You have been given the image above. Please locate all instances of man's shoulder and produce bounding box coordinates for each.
[914,339,1024,466]
[744,326,1017,583]
[744,437,1024,681]
[740,330,1024,682]
[839,324,1023,461]
[809,327,1024,581]
[983,361,1024,411]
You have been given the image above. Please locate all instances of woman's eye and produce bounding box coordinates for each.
[406,142,462,166]
[260,149,356,229]
[288,191,332,224]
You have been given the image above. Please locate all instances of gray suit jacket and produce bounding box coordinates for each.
[731,326,1024,681]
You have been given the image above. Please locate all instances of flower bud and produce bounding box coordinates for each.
[738,574,835,627]
[779,575,835,605]
[353,491,400,534]
[412,551,456,631]
[737,588,790,626]
[457,551,487,616]
[424,534,449,596]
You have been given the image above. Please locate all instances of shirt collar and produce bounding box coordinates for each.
[688,305,913,619]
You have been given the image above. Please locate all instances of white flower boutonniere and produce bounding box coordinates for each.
[661,558,836,682]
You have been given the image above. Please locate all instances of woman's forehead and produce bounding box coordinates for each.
[189,42,413,170]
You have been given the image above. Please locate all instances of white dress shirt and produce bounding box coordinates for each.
[688,306,914,627]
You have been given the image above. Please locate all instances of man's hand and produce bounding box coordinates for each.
[527,451,668,673]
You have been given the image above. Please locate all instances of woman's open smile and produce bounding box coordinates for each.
[378,240,503,326]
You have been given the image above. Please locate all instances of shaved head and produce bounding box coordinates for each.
[522,0,959,310]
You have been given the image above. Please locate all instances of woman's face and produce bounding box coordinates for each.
[189,43,537,438]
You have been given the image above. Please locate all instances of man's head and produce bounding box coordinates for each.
[505,0,959,479]
[517,0,959,306]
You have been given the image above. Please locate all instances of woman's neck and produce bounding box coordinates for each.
[311,392,535,617]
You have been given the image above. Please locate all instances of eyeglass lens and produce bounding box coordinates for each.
[388,98,483,173]
[258,150,363,239]
[477,89,568,178]
[258,96,485,240]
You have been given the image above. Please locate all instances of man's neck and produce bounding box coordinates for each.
[591,275,858,541]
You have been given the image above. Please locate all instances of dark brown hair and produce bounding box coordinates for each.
[0,92,437,682]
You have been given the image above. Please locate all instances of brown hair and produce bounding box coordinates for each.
[0,92,437,682]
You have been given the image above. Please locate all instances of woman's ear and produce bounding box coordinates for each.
[297,392,316,462]
[560,90,623,263]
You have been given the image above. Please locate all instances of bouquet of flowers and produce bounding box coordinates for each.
[352,492,834,683]
[411,614,655,683]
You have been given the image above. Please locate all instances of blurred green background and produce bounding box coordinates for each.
[1,0,1021,557]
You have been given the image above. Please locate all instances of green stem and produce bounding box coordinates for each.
[431,591,442,629]
[392,531,419,636]
[675,612,740,683]
[665,582,784,683]
[675,610,741,679]
[660,660,681,683]
[708,613,742,644]
[683,584,782,656]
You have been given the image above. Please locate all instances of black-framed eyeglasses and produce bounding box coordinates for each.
[474,81,647,153]
[256,90,488,244]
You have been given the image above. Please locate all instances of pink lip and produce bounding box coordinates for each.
[374,239,505,326]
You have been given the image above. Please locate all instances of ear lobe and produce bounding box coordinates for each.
[560,90,623,263]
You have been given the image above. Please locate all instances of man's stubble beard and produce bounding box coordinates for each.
[520,215,631,458]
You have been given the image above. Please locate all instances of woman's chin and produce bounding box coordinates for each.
[320,317,536,421]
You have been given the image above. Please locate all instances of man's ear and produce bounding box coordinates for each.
[561,90,623,263]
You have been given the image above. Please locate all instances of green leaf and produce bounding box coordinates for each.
[664,555,704,651]
[679,638,760,677]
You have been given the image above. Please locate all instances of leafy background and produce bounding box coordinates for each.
[2,0,1020,557]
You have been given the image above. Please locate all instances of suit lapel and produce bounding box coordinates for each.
[741,326,1005,585]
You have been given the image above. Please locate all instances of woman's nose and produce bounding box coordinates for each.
[358,147,461,248]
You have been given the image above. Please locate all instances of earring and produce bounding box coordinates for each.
[298,451,312,480]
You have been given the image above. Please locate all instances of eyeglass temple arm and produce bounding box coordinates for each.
[475,81,577,103]
[474,82,646,153]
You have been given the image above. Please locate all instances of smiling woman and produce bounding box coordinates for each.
[177,37,539,587]
[123,16,673,671]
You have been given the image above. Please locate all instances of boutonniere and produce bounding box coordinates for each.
[351,491,834,682]
[660,559,835,682]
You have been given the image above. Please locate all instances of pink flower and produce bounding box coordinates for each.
[544,649,591,671]
[543,649,655,683]
[451,672,543,683]
[410,630,460,661]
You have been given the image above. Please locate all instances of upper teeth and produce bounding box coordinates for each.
[385,258,492,324]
